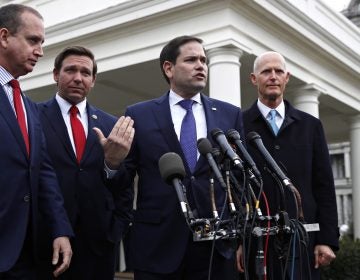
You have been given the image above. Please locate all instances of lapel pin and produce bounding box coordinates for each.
[211,107,217,111]
[91,114,97,120]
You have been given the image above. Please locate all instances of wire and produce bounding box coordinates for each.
[207,189,228,280]
[261,191,270,280]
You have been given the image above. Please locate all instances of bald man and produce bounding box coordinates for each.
[237,51,339,279]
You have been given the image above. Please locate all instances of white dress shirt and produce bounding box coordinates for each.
[257,99,285,129]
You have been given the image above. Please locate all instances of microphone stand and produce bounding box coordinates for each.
[209,177,219,219]
[223,159,236,214]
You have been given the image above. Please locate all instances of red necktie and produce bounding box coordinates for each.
[69,105,86,163]
[9,79,30,156]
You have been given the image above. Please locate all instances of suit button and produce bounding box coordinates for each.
[23,195,30,202]
[190,176,195,181]
[274,145,280,150]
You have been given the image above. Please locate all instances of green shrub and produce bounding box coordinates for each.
[321,236,360,279]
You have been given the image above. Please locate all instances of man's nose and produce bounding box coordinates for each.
[269,69,277,78]
[34,45,44,57]
[195,59,206,70]
[73,72,82,81]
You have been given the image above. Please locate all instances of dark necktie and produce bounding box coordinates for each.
[268,109,279,135]
[9,79,30,156]
[179,99,197,173]
[69,105,86,163]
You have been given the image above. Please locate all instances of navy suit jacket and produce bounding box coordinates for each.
[37,98,133,256]
[0,88,73,272]
[243,100,339,278]
[123,92,244,273]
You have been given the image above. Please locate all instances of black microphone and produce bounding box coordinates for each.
[246,131,291,187]
[197,138,227,190]
[253,227,265,276]
[227,129,261,178]
[159,152,189,218]
[211,128,244,171]
[211,147,223,165]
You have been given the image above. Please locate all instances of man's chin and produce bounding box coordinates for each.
[23,65,35,75]
[265,92,281,101]
[192,82,206,92]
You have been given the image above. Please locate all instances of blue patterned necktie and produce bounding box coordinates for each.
[179,99,197,173]
[268,109,279,135]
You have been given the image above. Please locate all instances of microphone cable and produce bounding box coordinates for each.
[261,191,271,280]
[207,190,228,280]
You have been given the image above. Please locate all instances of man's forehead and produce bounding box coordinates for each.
[258,57,285,70]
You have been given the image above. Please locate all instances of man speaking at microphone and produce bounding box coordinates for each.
[237,51,339,279]
[121,35,244,279]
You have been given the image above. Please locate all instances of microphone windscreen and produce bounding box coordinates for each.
[247,131,261,143]
[212,147,222,163]
[211,128,223,139]
[197,138,212,155]
[226,129,240,142]
[159,152,186,184]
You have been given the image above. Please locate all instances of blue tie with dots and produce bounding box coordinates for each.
[268,109,279,135]
[179,99,197,173]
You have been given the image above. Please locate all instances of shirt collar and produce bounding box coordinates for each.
[56,93,87,116]
[257,99,285,119]
[0,66,16,86]
[169,89,202,107]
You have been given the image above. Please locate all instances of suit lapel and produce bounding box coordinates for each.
[153,93,183,157]
[196,94,219,170]
[23,96,37,162]
[280,100,300,132]
[202,94,218,139]
[42,98,77,161]
[0,86,29,158]
[81,104,99,163]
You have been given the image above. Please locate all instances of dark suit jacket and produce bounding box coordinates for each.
[37,98,133,256]
[243,100,339,278]
[123,92,244,274]
[0,88,73,272]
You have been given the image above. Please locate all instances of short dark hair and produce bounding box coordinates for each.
[159,35,204,84]
[54,46,98,76]
[0,4,43,34]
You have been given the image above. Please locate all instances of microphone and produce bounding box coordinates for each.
[211,128,244,171]
[197,138,227,190]
[227,129,261,178]
[211,147,223,165]
[247,132,291,187]
[247,133,305,220]
[253,227,265,276]
[159,152,189,218]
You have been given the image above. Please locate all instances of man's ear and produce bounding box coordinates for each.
[0,28,10,48]
[53,68,59,83]
[250,73,257,86]
[285,71,290,85]
[91,75,96,88]
[163,61,173,80]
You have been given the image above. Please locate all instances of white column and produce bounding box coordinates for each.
[207,47,243,107]
[350,115,360,239]
[291,84,322,118]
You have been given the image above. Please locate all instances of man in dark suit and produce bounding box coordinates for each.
[236,51,339,279]
[37,46,134,279]
[0,4,73,279]
[121,35,243,279]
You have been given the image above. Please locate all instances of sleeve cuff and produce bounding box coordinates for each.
[104,160,118,179]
